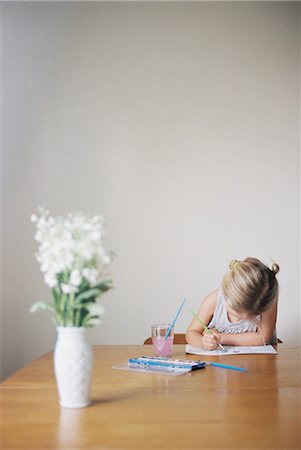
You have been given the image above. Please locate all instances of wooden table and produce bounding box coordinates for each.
[1,344,300,449]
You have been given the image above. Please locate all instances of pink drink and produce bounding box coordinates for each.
[152,336,173,357]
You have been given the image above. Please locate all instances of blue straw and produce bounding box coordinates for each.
[164,299,186,340]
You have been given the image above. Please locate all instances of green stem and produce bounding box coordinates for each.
[61,293,67,326]
[62,271,69,326]
[75,308,80,327]
[69,292,75,326]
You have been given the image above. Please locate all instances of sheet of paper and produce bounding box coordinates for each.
[186,344,277,356]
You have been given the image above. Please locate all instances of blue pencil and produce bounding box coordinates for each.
[208,362,247,372]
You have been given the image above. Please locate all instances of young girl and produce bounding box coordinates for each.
[186,258,280,349]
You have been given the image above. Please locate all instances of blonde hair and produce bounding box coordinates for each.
[222,257,280,316]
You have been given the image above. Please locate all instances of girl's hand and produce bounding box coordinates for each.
[201,328,221,350]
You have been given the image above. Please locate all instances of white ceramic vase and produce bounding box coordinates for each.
[54,327,93,408]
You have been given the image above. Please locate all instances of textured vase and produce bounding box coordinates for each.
[54,327,93,408]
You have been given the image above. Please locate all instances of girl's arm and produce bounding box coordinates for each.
[218,301,278,346]
[185,290,219,349]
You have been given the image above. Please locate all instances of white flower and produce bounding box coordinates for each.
[35,230,43,241]
[70,269,82,287]
[40,262,49,273]
[44,272,58,288]
[31,208,113,327]
[82,268,99,285]
[61,283,78,294]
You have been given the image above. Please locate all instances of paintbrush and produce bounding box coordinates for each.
[190,310,228,352]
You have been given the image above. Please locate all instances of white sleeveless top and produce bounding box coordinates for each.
[208,289,277,344]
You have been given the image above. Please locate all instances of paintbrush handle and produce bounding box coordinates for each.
[209,362,247,372]
[191,310,227,352]
[164,299,186,340]
[190,310,211,332]
[217,342,227,352]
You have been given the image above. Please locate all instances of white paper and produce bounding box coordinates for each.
[186,344,277,356]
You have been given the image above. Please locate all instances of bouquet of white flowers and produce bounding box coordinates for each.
[30,208,113,327]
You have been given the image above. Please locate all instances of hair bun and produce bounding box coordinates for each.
[229,259,240,270]
[271,262,280,275]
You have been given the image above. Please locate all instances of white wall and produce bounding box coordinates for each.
[0,4,3,381]
[1,2,300,381]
